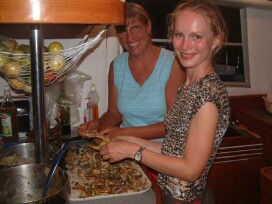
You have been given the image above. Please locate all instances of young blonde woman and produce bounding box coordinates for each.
[99,0,230,203]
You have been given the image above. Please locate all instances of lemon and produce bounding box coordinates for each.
[14,49,26,60]
[8,78,26,90]
[18,44,31,54]
[48,56,65,72]
[48,42,64,53]
[0,53,8,68]
[3,60,22,78]
[4,39,19,53]
[23,85,32,94]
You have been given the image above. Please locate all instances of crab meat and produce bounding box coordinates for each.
[77,123,109,151]
[77,122,98,136]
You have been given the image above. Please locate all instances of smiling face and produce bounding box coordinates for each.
[117,17,152,57]
[172,9,220,70]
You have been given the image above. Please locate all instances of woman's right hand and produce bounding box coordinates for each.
[78,119,100,135]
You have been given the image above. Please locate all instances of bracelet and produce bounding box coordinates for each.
[134,146,146,162]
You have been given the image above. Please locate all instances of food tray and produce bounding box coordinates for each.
[66,140,152,201]
[68,162,151,201]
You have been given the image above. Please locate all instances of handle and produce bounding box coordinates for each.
[2,141,21,148]
[41,141,70,198]
[237,125,261,138]
[246,129,261,138]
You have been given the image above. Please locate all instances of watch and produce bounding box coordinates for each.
[134,146,146,162]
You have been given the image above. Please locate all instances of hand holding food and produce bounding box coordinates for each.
[78,122,110,151]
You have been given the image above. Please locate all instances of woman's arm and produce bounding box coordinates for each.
[101,102,218,183]
[142,102,218,182]
[117,135,163,153]
[100,136,163,162]
[101,122,166,139]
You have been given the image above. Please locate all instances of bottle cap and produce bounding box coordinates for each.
[91,83,96,91]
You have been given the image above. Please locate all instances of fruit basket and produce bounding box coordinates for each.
[0,29,106,94]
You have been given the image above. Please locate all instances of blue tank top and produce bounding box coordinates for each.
[113,48,174,140]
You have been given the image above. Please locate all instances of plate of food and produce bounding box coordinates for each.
[64,140,151,201]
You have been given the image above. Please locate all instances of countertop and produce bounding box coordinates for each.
[241,109,272,129]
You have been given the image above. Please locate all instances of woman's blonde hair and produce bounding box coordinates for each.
[167,0,228,55]
[126,3,151,25]
[115,3,151,34]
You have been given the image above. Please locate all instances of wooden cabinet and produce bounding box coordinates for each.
[238,110,272,166]
[230,95,272,165]
[208,95,272,204]
[0,0,125,24]
[208,158,262,204]
[208,135,264,204]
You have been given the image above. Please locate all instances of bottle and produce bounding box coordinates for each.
[86,83,99,122]
[57,82,71,135]
[0,85,19,143]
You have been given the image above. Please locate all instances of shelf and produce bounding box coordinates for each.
[0,0,125,24]
[0,24,104,39]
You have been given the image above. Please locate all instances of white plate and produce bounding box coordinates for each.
[66,141,151,201]
[68,161,151,201]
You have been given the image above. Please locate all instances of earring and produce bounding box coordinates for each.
[212,45,222,56]
[211,47,215,54]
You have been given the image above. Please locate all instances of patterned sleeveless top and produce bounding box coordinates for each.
[157,73,230,201]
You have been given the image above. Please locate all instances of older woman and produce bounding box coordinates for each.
[81,3,185,141]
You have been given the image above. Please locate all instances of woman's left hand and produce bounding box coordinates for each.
[100,139,139,163]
